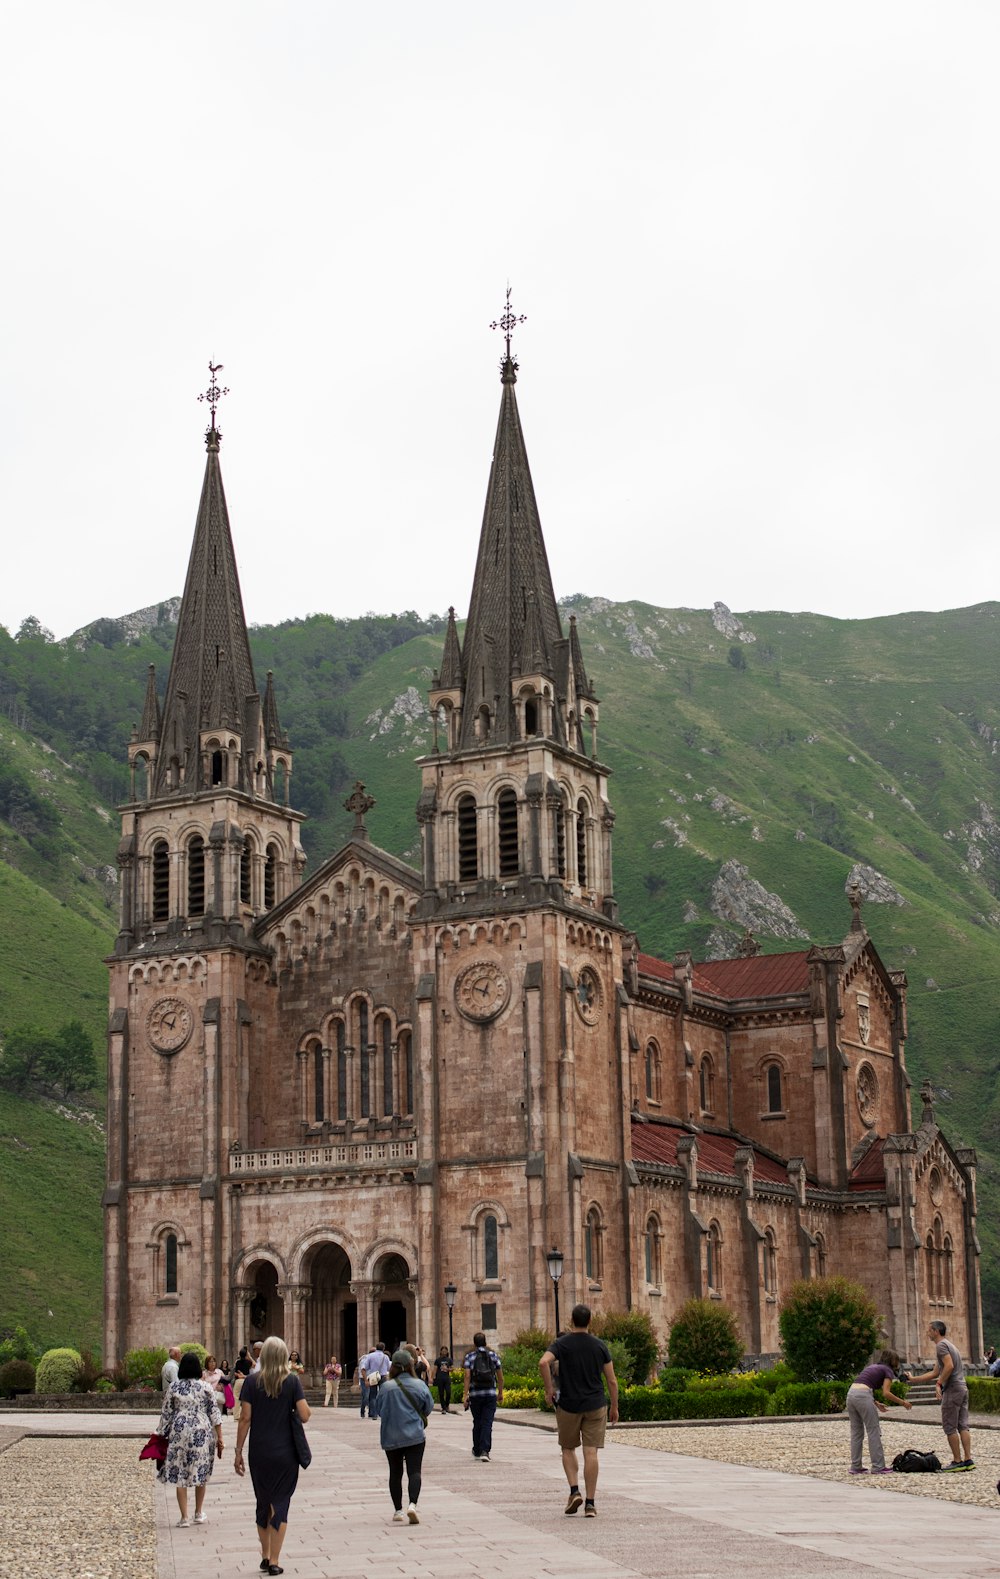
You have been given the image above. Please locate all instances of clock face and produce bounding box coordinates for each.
[575,967,601,1025]
[147,996,194,1055]
[455,961,511,1023]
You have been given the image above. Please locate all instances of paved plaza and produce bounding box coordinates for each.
[3,1406,1000,1579]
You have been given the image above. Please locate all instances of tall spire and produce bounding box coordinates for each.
[138,663,161,742]
[458,291,567,748]
[153,369,259,794]
[437,607,464,689]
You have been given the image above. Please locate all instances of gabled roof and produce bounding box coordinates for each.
[849,1135,887,1191]
[257,838,421,934]
[631,1119,791,1185]
[693,951,812,999]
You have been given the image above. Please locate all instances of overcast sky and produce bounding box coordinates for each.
[2,2,997,639]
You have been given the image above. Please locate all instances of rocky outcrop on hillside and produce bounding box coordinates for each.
[961,801,1000,894]
[845,862,906,906]
[709,859,807,939]
[69,598,181,649]
[365,688,430,753]
[712,601,756,644]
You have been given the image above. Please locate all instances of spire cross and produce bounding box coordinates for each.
[344,779,376,841]
[197,361,230,428]
[490,285,527,364]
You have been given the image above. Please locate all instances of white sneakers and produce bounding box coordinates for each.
[392,1510,405,1523]
[407,1504,420,1524]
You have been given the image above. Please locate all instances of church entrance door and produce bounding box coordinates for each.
[373,1252,413,1355]
[245,1261,283,1343]
[378,1300,406,1352]
[304,1242,355,1377]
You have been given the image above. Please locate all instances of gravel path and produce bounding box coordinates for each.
[611,1416,1000,1507]
[0,1437,156,1579]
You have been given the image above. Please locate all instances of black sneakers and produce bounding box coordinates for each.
[565,1490,583,1515]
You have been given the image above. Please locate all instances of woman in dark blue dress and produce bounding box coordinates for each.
[234,1336,310,1576]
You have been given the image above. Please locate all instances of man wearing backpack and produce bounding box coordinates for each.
[908,1320,974,1472]
[462,1332,504,1461]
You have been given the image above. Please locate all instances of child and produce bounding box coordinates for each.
[847,1348,913,1473]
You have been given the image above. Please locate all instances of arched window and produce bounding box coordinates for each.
[644,1215,661,1286]
[815,1231,827,1279]
[274,760,287,804]
[264,844,277,909]
[211,748,225,786]
[585,1206,604,1282]
[483,1214,499,1280]
[381,1017,393,1117]
[498,788,519,878]
[766,1062,783,1114]
[554,794,566,879]
[400,1029,413,1115]
[707,1221,723,1293]
[576,799,589,886]
[458,795,478,883]
[313,1043,324,1124]
[240,837,252,906]
[358,1001,370,1118]
[645,1042,660,1103]
[188,835,205,916]
[943,1234,954,1301]
[135,754,150,800]
[152,840,170,921]
[699,1055,714,1114]
[477,704,491,741]
[335,1019,347,1120]
[925,1230,937,1300]
[524,696,538,736]
[165,1232,178,1294]
[763,1228,777,1295]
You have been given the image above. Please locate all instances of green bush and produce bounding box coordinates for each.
[499,1386,545,1410]
[123,1345,168,1384]
[0,1358,36,1396]
[668,1298,743,1375]
[94,1376,115,1394]
[35,1347,82,1393]
[0,1326,38,1366]
[771,1380,849,1415]
[618,1384,768,1421]
[967,1378,1000,1413]
[592,1310,660,1385]
[686,1372,765,1393]
[500,1344,550,1377]
[778,1277,880,1382]
[751,1362,796,1393]
[179,1342,208,1367]
[659,1366,697,1392]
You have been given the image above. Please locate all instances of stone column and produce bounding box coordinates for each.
[350,1279,372,1358]
[231,1286,254,1355]
[278,1284,312,1362]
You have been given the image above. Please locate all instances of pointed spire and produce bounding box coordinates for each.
[437,608,464,689]
[138,664,161,742]
[568,615,594,699]
[519,589,548,676]
[262,670,285,747]
[153,384,259,794]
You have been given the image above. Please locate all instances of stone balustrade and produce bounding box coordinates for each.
[228,1138,418,1174]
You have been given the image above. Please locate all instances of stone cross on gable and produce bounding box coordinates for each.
[848,882,865,932]
[344,780,376,841]
[736,927,760,958]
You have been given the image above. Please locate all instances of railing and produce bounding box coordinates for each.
[229,1139,418,1173]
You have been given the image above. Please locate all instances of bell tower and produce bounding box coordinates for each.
[419,298,616,919]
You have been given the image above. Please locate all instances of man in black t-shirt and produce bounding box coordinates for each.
[539,1303,619,1518]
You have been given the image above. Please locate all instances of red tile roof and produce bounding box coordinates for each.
[637,952,674,983]
[849,1135,887,1190]
[631,1120,791,1184]
[693,952,811,999]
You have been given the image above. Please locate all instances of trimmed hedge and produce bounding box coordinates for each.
[619,1384,769,1421]
[771,1381,849,1414]
[967,1377,1000,1413]
[35,1348,82,1393]
[0,1358,36,1396]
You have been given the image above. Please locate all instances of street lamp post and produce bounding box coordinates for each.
[545,1246,564,1337]
[444,1281,457,1359]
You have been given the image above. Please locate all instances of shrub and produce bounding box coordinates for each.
[35,1348,82,1393]
[771,1381,849,1415]
[179,1342,208,1368]
[967,1378,1000,1413]
[659,1366,697,1392]
[73,1349,103,1393]
[500,1344,549,1378]
[667,1298,742,1375]
[94,1376,116,1394]
[0,1326,38,1366]
[751,1362,796,1394]
[778,1277,880,1382]
[592,1310,660,1385]
[0,1358,36,1396]
[499,1387,544,1410]
[618,1384,768,1422]
[123,1346,168,1385]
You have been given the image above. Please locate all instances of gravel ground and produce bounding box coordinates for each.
[0,1437,156,1579]
[611,1416,1000,1507]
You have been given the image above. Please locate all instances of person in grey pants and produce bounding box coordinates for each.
[847,1349,913,1473]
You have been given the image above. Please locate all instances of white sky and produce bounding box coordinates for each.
[2,2,998,639]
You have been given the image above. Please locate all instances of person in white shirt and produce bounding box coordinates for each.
[160,1346,181,1392]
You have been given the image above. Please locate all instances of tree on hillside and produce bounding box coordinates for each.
[0,1020,97,1098]
[0,1025,54,1092]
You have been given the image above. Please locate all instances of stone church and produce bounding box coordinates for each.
[103,344,982,1374]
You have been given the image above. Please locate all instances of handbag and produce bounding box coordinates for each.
[290,1406,312,1469]
[139,1432,169,1463]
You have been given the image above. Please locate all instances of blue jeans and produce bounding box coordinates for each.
[470,1393,496,1456]
[359,1378,369,1416]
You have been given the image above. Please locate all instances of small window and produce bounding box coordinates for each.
[585,1206,603,1281]
[402,1030,413,1115]
[264,844,277,909]
[165,1232,178,1294]
[483,1214,499,1280]
[240,837,252,906]
[554,795,566,879]
[644,1216,660,1285]
[480,1302,497,1330]
[645,1043,660,1102]
[576,799,588,886]
[707,1221,723,1292]
[211,749,225,786]
[763,1228,777,1295]
[477,704,491,741]
[700,1055,714,1113]
[381,1017,393,1117]
[766,1063,783,1114]
[152,840,170,921]
[359,1002,370,1117]
[313,1043,324,1123]
[458,795,478,883]
[524,696,538,736]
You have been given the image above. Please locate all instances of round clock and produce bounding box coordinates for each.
[455,961,511,1023]
[147,997,194,1055]
[575,967,602,1025]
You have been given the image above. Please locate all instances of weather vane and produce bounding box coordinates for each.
[197,361,229,428]
[490,285,526,366]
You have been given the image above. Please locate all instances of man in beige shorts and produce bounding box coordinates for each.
[540,1304,619,1518]
[908,1319,974,1471]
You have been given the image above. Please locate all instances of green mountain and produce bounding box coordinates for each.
[2,595,1000,1349]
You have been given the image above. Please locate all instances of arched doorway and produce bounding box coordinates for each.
[245,1260,283,1342]
[374,1253,412,1353]
[304,1242,356,1376]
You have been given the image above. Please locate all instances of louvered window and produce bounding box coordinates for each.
[458,795,478,883]
[188,837,205,916]
[240,838,251,905]
[152,841,170,921]
[576,800,588,886]
[264,845,277,909]
[498,789,519,878]
[555,797,566,878]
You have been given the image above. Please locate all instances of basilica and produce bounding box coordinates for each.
[103,344,982,1373]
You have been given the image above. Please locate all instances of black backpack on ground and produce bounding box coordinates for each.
[470,1347,496,1388]
[892,1448,942,1473]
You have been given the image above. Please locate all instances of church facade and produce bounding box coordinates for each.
[103,349,982,1373]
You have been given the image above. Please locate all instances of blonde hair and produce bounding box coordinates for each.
[260,1336,290,1399]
